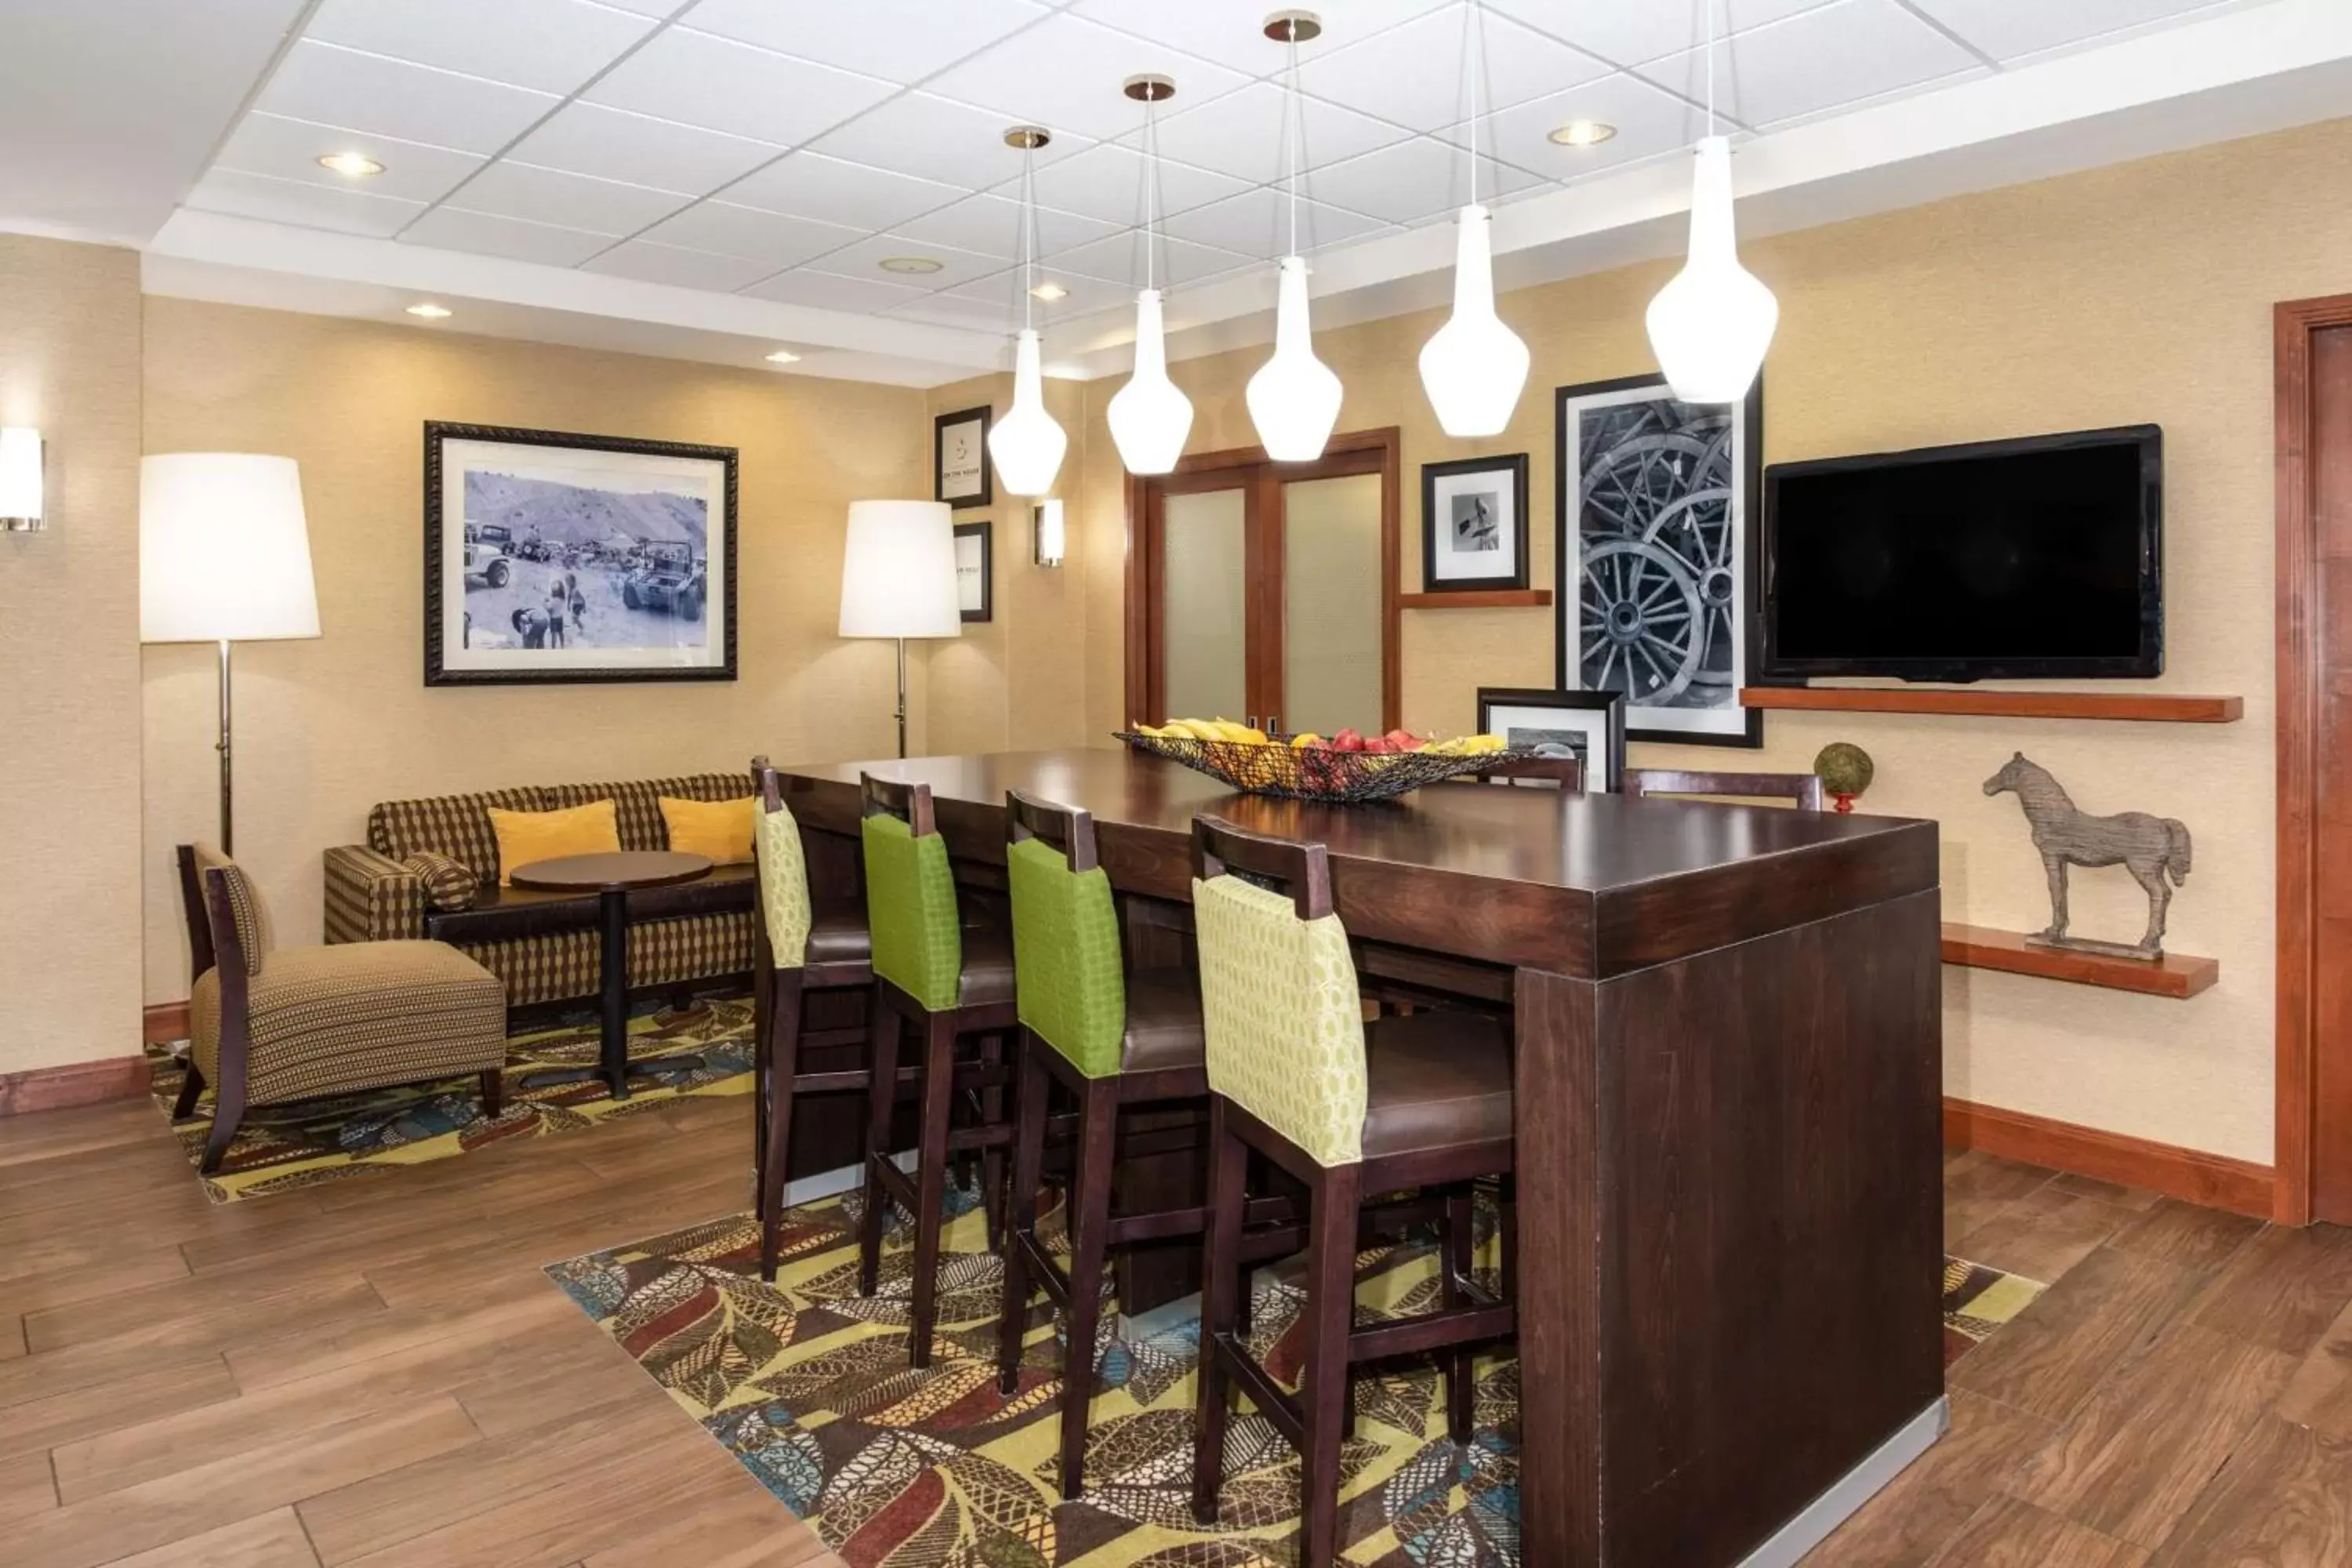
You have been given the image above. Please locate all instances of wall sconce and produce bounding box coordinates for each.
[0,428,43,532]
[1033,498,1065,568]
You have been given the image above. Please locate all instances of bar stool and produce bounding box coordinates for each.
[856,772,1019,1368]
[1627,766,1825,810]
[993,790,1293,1497]
[749,758,878,1283]
[1189,816,1517,1568]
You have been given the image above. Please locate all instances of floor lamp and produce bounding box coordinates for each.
[838,500,961,757]
[140,455,321,856]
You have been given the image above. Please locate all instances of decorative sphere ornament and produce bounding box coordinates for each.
[1814,742,1874,812]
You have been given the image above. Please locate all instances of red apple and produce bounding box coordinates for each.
[1331,728,1365,753]
[1385,728,1421,752]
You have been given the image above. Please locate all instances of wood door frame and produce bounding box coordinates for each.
[2274,292,2352,1225]
[1123,426,1402,732]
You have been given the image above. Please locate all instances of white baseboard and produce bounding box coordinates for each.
[1737,1396,1950,1567]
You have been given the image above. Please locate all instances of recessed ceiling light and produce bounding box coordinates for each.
[764,349,801,364]
[1548,119,1617,147]
[878,256,944,275]
[1029,281,1069,303]
[318,152,385,178]
[405,303,452,319]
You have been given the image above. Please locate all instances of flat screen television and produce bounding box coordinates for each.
[1760,426,2162,681]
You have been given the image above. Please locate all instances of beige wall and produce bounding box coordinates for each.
[0,237,145,1074]
[1073,116,2352,1165]
[140,302,933,1001]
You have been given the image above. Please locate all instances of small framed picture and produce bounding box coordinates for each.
[1421,454,1530,593]
[936,406,992,509]
[953,520,993,622]
[1476,686,1627,793]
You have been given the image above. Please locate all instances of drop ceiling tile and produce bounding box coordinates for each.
[597,0,693,14]
[685,0,1052,82]
[921,13,1251,142]
[1457,71,1708,183]
[1483,0,1836,70]
[1160,187,1388,257]
[1305,135,1546,225]
[895,194,1120,259]
[303,0,657,95]
[444,160,692,233]
[584,27,898,147]
[1051,228,1252,287]
[1006,141,1250,227]
[1069,0,1449,74]
[181,167,426,238]
[804,233,1007,291]
[638,201,865,264]
[256,41,562,154]
[1299,7,1613,133]
[401,205,615,265]
[886,291,1024,332]
[806,93,1087,191]
[580,239,778,290]
[508,103,782,194]
[1633,0,1980,128]
[1907,0,2234,61]
[741,268,935,312]
[725,151,967,232]
[212,112,486,204]
[1143,80,1410,186]
[947,266,1132,318]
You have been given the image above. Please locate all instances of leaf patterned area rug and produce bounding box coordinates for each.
[147,996,755,1203]
[546,1188,2050,1568]
[1942,1254,2045,1367]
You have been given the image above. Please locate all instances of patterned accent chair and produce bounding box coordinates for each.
[1188,816,1519,1568]
[855,772,1018,1370]
[175,844,506,1174]
[324,772,760,1010]
[749,757,877,1282]
[993,789,1250,1498]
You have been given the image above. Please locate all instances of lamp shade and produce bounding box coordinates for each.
[1645,136,1778,405]
[1246,256,1342,463]
[989,330,1069,498]
[1418,205,1530,437]
[839,499,961,639]
[0,427,42,528]
[140,454,320,642]
[1107,289,1193,475]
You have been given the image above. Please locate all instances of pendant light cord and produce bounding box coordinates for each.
[1145,93,1159,294]
[1465,0,1483,207]
[1284,31,1301,258]
[1705,0,1719,139]
[1021,143,1036,333]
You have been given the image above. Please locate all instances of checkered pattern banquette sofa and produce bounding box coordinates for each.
[323,773,758,1008]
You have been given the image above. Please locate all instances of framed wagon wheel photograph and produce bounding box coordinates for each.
[1554,372,1763,747]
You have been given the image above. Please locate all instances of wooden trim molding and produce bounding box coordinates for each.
[1399,588,1554,611]
[0,1054,152,1116]
[145,1000,191,1045]
[1738,687,2242,723]
[1944,1097,2274,1219]
[1940,923,2218,999]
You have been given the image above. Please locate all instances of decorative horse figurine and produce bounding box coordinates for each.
[1983,753,2192,959]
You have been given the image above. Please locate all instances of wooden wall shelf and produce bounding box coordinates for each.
[1740,687,2243,724]
[1941,922,2219,999]
[1399,589,1554,610]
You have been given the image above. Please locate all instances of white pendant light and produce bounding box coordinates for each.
[1645,3,1777,405]
[1418,2,1528,438]
[988,126,1068,497]
[1247,12,1341,463]
[1107,74,1193,476]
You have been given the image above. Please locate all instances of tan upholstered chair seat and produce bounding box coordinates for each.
[192,939,506,1107]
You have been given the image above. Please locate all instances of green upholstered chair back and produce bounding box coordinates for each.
[1005,791,1127,1077]
[1189,816,1367,1167]
[751,762,812,970]
[860,773,963,1011]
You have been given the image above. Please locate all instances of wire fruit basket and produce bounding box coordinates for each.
[1116,731,1515,804]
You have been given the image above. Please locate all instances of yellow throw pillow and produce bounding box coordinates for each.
[488,799,621,885]
[661,795,754,865]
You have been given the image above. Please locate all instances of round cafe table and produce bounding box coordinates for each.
[509,850,713,1099]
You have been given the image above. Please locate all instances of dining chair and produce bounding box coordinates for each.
[748,757,879,1283]
[856,771,1019,1367]
[1188,816,1517,1568]
[1456,753,1585,789]
[1626,767,1827,811]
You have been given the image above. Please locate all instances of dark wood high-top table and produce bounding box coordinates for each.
[772,748,1944,1568]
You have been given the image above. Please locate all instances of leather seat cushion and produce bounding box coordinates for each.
[1120,967,1206,1073]
[1360,1011,1514,1159]
[805,913,872,966]
[956,922,1017,1007]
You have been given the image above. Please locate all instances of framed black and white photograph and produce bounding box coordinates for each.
[424,422,736,687]
[935,406,992,510]
[953,519,993,623]
[1421,454,1530,593]
[1555,373,1763,747]
[1476,687,1626,793]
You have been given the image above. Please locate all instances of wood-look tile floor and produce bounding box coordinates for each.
[5,1097,2350,1566]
